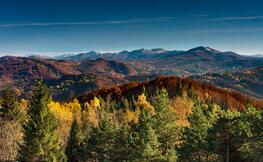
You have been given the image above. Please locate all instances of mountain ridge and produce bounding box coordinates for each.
[1,46,263,101]
[78,75,263,110]
[50,46,248,61]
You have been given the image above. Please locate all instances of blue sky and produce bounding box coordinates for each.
[1,0,263,56]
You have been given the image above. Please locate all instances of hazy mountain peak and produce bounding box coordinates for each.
[130,48,167,54]
[188,46,218,52]
[151,48,167,53]
[26,53,51,59]
[87,50,98,55]
[119,50,129,54]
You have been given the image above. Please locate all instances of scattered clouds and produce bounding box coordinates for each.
[197,27,263,33]
[2,15,263,28]
[211,15,263,21]
[0,17,177,28]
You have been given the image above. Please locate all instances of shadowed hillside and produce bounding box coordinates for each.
[0,56,136,100]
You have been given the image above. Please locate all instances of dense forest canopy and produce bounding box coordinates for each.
[0,80,262,162]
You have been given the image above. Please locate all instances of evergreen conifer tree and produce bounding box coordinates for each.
[83,107,117,162]
[19,81,66,162]
[0,88,25,161]
[66,117,83,162]
[237,105,263,162]
[151,88,179,161]
[128,109,163,162]
[179,103,216,162]
[207,109,243,162]
[1,87,24,121]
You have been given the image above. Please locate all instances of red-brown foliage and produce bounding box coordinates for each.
[78,75,263,110]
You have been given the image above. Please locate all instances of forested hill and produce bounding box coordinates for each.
[78,76,263,110]
[191,66,263,99]
[0,56,136,100]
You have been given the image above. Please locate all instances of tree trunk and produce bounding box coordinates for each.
[226,135,229,162]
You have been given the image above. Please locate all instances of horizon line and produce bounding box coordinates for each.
[0,46,261,57]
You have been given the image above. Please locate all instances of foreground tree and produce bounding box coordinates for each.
[208,109,243,162]
[66,111,91,162]
[0,87,25,121]
[179,103,218,162]
[0,119,23,161]
[83,111,118,161]
[128,108,163,162]
[0,88,24,161]
[66,118,82,162]
[239,136,263,162]
[19,82,66,162]
[151,88,180,161]
[238,105,263,162]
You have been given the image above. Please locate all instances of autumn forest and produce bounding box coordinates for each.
[0,80,262,162]
[1,1,263,162]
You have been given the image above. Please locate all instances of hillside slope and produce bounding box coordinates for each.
[0,56,136,100]
[191,66,263,99]
[78,76,263,110]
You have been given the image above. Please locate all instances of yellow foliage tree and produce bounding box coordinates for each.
[19,99,28,110]
[123,94,154,124]
[133,107,141,124]
[124,107,141,124]
[171,96,194,126]
[86,97,100,127]
[136,94,155,115]
[49,99,82,144]
[90,96,100,108]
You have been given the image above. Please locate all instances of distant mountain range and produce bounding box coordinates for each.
[1,46,263,100]
[52,46,262,61]
[50,49,263,60]
[51,46,263,76]
[52,48,182,61]
[250,54,263,58]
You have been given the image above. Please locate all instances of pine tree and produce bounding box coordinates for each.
[237,105,263,162]
[207,109,243,162]
[19,81,66,162]
[179,103,216,162]
[187,83,197,101]
[0,88,25,161]
[128,109,163,162]
[238,136,263,162]
[83,106,118,162]
[114,123,131,161]
[66,117,83,162]
[141,126,163,161]
[176,81,184,96]
[0,87,25,121]
[151,88,179,161]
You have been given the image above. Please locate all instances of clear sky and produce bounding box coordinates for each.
[1,0,263,56]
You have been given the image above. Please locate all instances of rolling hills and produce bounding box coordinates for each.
[0,56,136,100]
[0,46,262,101]
[191,66,263,99]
